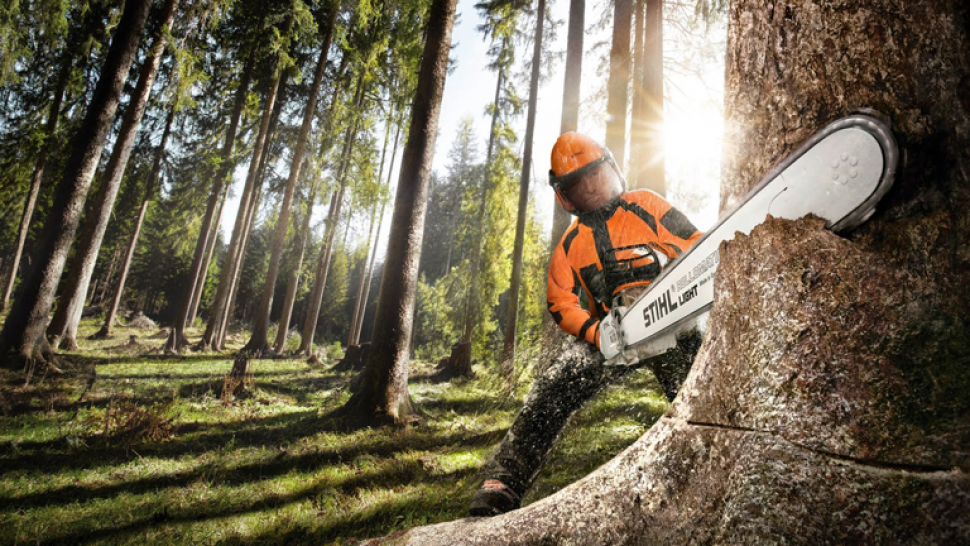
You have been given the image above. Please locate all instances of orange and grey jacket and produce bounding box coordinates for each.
[547,190,702,346]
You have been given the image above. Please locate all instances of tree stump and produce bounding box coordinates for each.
[432,342,473,382]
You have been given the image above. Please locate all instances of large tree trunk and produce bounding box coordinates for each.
[605,0,632,168]
[500,0,546,384]
[48,0,181,350]
[96,104,177,339]
[629,0,664,193]
[242,22,336,356]
[0,2,108,314]
[365,0,970,542]
[163,46,257,353]
[334,0,457,427]
[0,0,153,370]
[0,62,70,313]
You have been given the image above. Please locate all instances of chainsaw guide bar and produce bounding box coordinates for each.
[600,112,899,365]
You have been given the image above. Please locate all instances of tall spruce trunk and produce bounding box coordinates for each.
[346,204,380,347]
[0,3,108,314]
[297,79,366,356]
[207,8,336,352]
[0,0,153,370]
[297,189,342,355]
[187,185,228,326]
[335,0,457,427]
[97,104,177,338]
[213,61,286,353]
[549,0,585,245]
[541,0,587,362]
[48,0,181,350]
[605,0,632,168]
[346,109,396,347]
[630,0,664,193]
[163,47,256,353]
[272,177,317,354]
[352,120,401,345]
[200,67,285,350]
[241,22,337,355]
[212,93,284,350]
[500,0,546,382]
[368,0,970,543]
[458,63,504,353]
[0,63,69,313]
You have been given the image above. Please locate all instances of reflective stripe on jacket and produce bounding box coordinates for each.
[547,190,702,347]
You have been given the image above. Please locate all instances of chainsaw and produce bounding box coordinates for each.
[598,112,899,365]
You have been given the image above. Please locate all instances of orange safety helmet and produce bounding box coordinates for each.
[549,132,617,213]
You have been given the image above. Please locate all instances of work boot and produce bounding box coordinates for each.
[468,479,521,517]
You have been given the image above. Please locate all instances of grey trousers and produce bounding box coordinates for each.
[480,333,698,497]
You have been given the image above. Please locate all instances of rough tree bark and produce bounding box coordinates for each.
[333,0,457,427]
[96,104,177,339]
[163,46,257,353]
[605,0,632,168]
[365,0,970,542]
[48,0,181,350]
[0,0,153,370]
[500,0,546,383]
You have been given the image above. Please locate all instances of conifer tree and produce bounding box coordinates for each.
[0,0,154,371]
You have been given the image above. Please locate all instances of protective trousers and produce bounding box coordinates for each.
[480,334,697,498]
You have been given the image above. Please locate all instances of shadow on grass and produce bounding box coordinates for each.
[95,370,304,381]
[60,353,243,367]
[27,463,478,546]
[419,396,521,416]
[0,410,506,514]
[219,489,478,546]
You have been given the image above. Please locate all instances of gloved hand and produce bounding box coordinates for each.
[598,312,623,360]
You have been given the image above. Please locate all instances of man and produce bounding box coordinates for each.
[469,132,703,517]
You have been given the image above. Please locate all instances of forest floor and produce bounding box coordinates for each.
[0,318,670,545]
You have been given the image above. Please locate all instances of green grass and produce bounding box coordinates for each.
[0,318,669,545]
